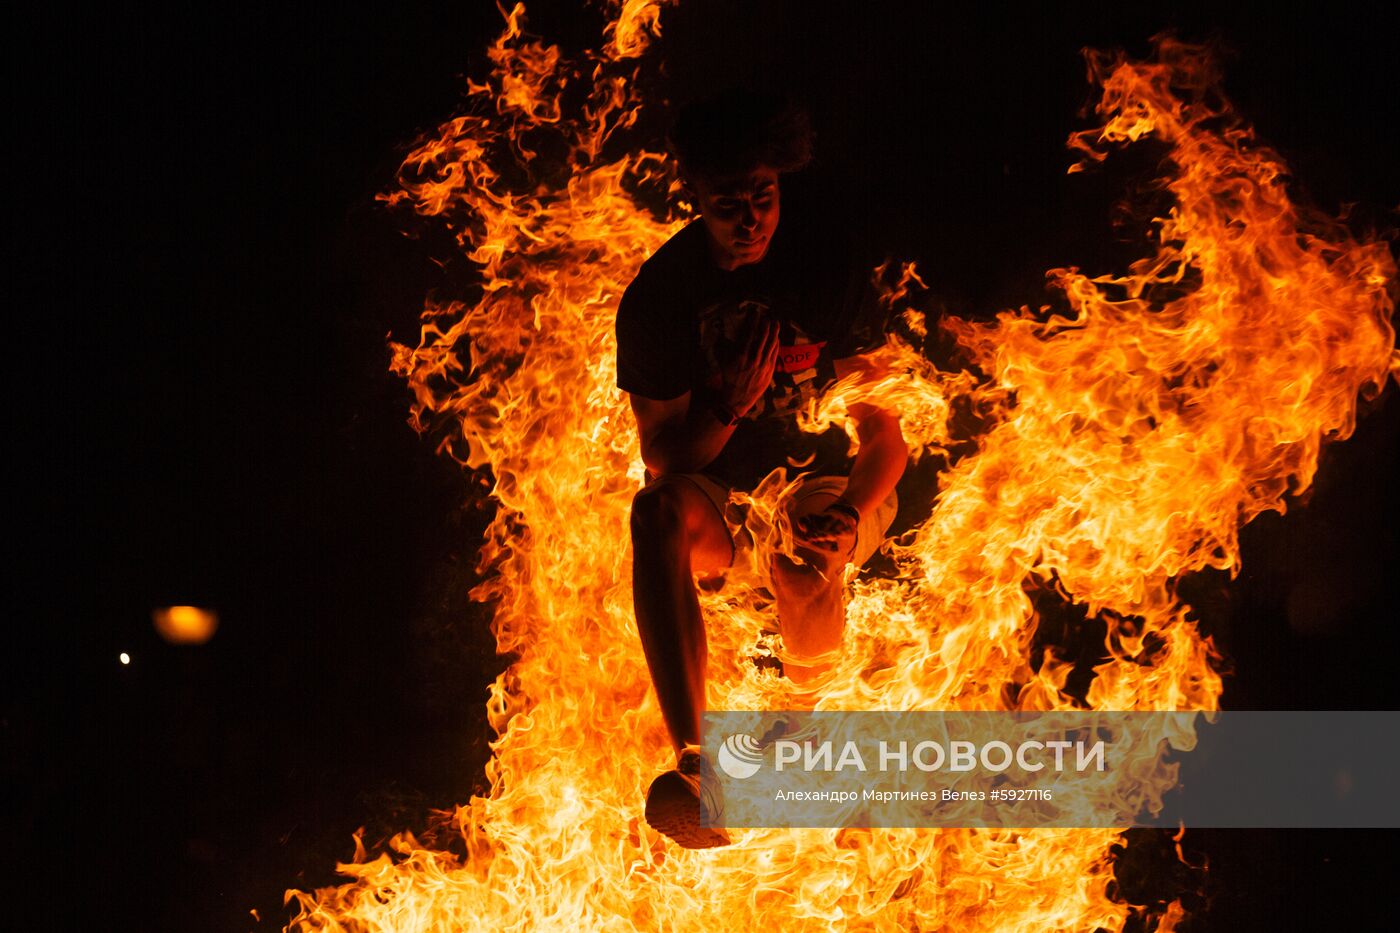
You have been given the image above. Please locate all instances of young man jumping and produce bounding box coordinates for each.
[616,92,907,849]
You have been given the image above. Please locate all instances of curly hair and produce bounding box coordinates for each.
[668,90,814,180]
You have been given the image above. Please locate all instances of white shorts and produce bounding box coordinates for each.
[664,472,898,570]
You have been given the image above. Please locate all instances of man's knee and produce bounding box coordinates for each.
[773,551,846,669]
[630,479,688,545]
[770,551,842,602]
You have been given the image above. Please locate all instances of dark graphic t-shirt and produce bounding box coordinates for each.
[616,206,886,491]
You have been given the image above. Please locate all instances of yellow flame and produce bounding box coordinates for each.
[285,7,1395,930]
[606,0,676,59]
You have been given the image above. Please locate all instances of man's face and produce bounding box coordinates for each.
[690,166,781,270]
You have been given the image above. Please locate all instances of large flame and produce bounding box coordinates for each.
[286,5,1396,930]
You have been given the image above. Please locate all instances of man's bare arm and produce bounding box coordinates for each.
[631,392,736,475]
[794,355,907,548]
[630,317,781,476]
[830,354,907,516]
[841,400,906,517]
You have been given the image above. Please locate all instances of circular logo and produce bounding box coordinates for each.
[717,733,764,780]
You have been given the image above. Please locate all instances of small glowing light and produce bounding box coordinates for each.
[119,652,131,665]
[152,605,219,644]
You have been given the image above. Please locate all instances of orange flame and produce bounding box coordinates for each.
[152,605,218,645]
[285,6,1396,930]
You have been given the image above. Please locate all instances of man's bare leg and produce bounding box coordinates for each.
[770,491,852,686]
[630,476,733,752]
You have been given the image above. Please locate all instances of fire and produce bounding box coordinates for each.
[285,5,1395,931]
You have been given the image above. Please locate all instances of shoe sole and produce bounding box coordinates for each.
[644,772,731,850]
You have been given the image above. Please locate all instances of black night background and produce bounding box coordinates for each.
[10,2,1398,930]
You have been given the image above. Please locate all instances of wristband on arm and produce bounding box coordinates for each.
[704,393,741,427]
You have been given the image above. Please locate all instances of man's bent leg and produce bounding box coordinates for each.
[770,489,852,686]
[630,475,733,753]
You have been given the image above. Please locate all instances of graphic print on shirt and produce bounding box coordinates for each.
[697,297,833,421]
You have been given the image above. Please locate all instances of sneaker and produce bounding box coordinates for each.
[644,746,731,849]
